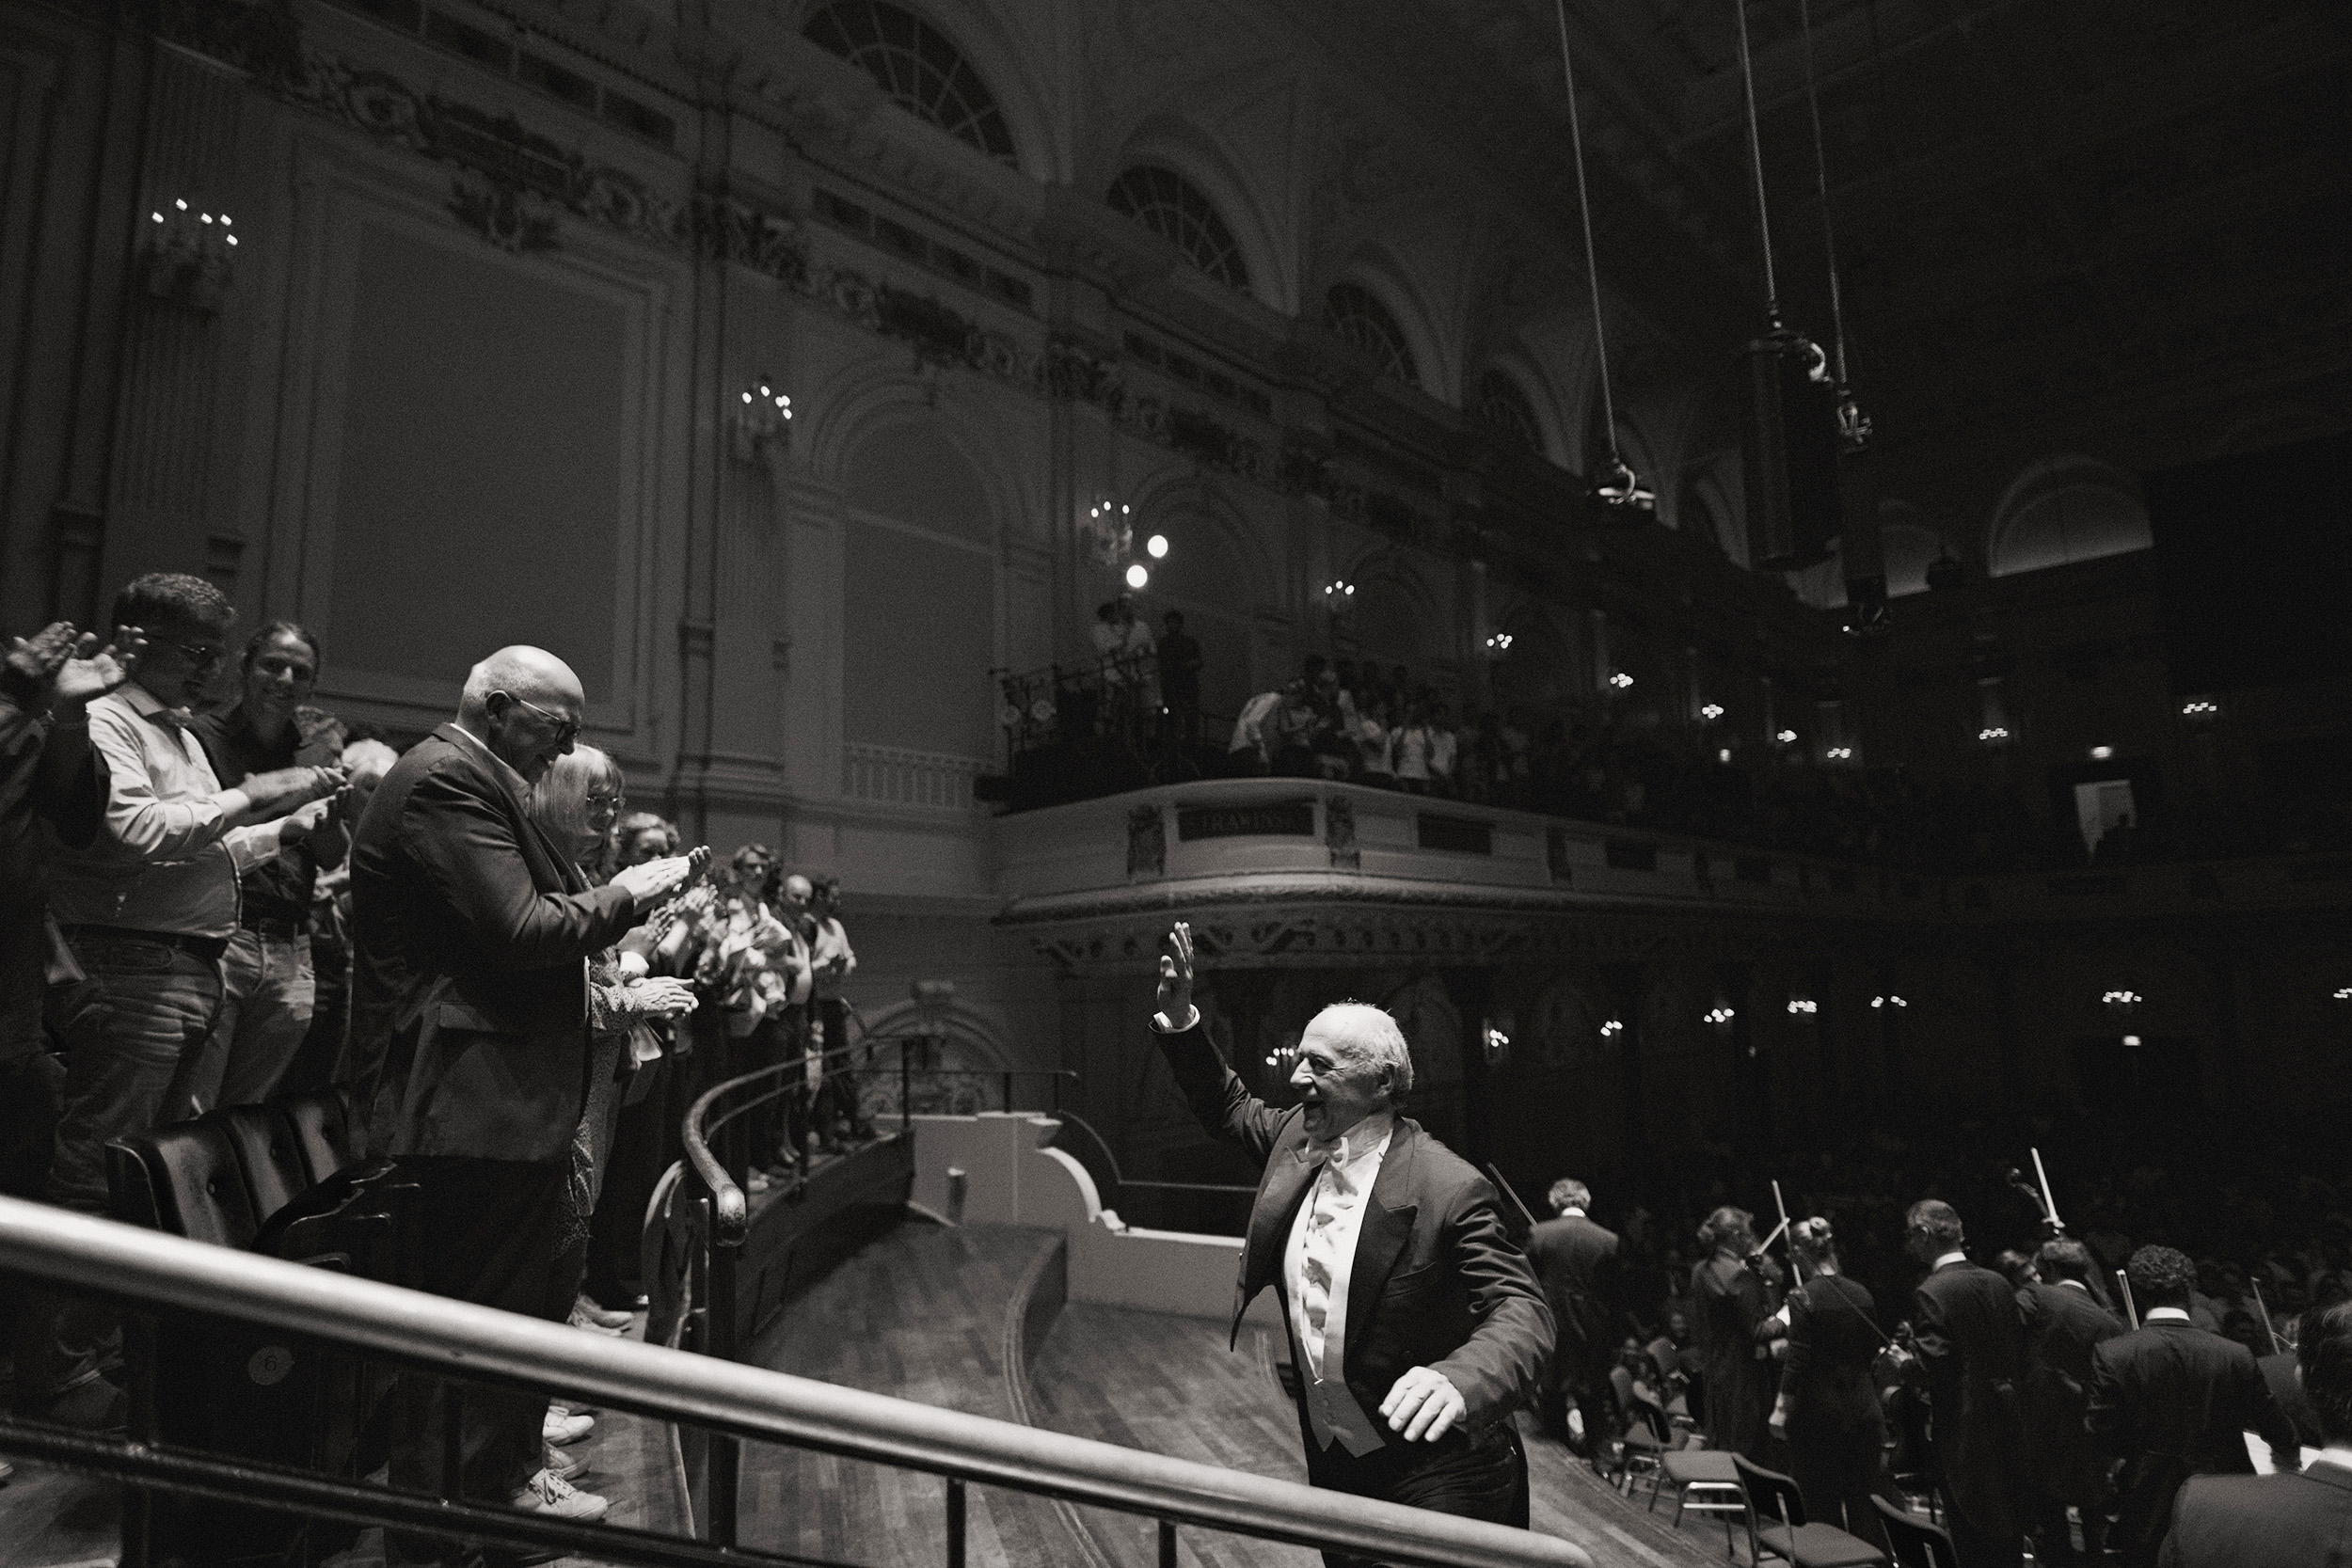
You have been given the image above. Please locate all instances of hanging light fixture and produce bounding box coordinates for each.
[1552,2,1651,514]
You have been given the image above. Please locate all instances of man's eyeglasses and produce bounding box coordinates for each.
[505,695,580,746]
[177,642,227,673]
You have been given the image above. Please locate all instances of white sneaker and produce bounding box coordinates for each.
[544,1442,590,1482]
[512,1468,608,1522]
[544,1408,596,1446]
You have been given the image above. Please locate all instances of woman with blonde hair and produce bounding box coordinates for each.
[528,749,697,1310]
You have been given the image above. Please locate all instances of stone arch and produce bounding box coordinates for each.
[803,358,1032,543]
[1326,246,1452,403]
[791,0,1062,183]
[1104,115,1290,314]
[852,995,1011,1069]
[1881,505,1949,598]
[1987,456,2152,578]
[1491,599,1575,712]
[1125,473,1274,717]
[1338,548,1444,669]
[1472,355,1566,466]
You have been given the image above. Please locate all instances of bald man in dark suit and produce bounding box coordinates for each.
[1904,1199,2028,1568]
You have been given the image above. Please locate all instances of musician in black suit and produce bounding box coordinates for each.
[345,647,699,1560]
[1150,922,1552,1568]
[1523,1178,1621,1463]
[2262,1308,2329,1456]
[1765,1217,1897,1551]
[2089,1245,2299,1568]
[2016,1238,2126,1565]
[1904,1198,2029,1568]
[2161,1299,2352,1567]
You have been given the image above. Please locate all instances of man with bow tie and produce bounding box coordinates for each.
[1150,921,1552,1565]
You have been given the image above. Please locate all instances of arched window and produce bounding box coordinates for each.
[803,2,1016,166]
[1476,370,1542,454]
[1106,166,1250,293]
[1323,281,1419,388]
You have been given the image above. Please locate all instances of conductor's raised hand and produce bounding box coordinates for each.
[1155,920,1195,1030]
[1378,1366,1465,1442]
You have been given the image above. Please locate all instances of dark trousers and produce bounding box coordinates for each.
[2027,1491,2105,1566]
[385,1156,572,1568]
[1787,1416,1899,1553]
[1301,1416,1528,1568]
[583,1056,669,1307]
[1940,1491,2025,1568]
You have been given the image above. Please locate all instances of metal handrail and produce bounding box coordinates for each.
[0,1197,1589,1568]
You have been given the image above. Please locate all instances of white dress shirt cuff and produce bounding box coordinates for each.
[1152,1006,1200,1034]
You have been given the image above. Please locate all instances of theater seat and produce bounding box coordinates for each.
[281,1086,360,1187]
[215,1104,310,1230]
[104,1120,262,1249]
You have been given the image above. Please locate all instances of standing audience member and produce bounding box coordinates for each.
[183,620,347,1115]
[1,623,135,1449]
[1228,687,1282,775]
[777,873,822,1155]
[2089,1244,2298,1568]
[1525,1179,1623,1466]
[1904,1198,2029,1568]
[1,624,130,1145]
[345,644,699,1549]
[1692,1205,1777,1462]
[2159,1300,2352,1567]
[1157,610,1202,747]
[2018,1238,2126,1565]
[807,876,866,1145]
[1767,1218,1897,1552]
[1392,705,1433,796]
[32,576,340,1432]
[1428,705,1458,799]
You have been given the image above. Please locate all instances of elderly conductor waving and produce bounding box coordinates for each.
[1151,921,1553,1565]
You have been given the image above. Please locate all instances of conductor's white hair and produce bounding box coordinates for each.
[1308,1002,1414,1100]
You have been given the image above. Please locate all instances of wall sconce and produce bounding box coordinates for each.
[2333,987,2352,1002]
[1699,703,1725,721]
[1597,1018,1625,1040]
[1703,1003,1736,1034]
[1787,997,1817,1016]
[1480,1020,1511,1068]
[2181,698,2220,720]
[1484,632,1514,654]
[728,377,792,467]
[144,197,237,313]
[1081,497,1134,566]
[1322,579,1357,613]
[2089,744,2114,760]
[1608,671,1634,690]
[1825,745,1853,760]
[1978,725,2010,743]
[1776,728,1798,745]
[1869,994,1908,1010]
[2101,988,2142,1017]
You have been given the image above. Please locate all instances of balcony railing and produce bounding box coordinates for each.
[0,1196,1590,1568]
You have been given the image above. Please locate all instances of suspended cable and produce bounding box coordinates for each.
[1730,0,1780,327]
[1795,0,1846,385]
[1552,0,1650,510]
[1796,0,1872,451]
